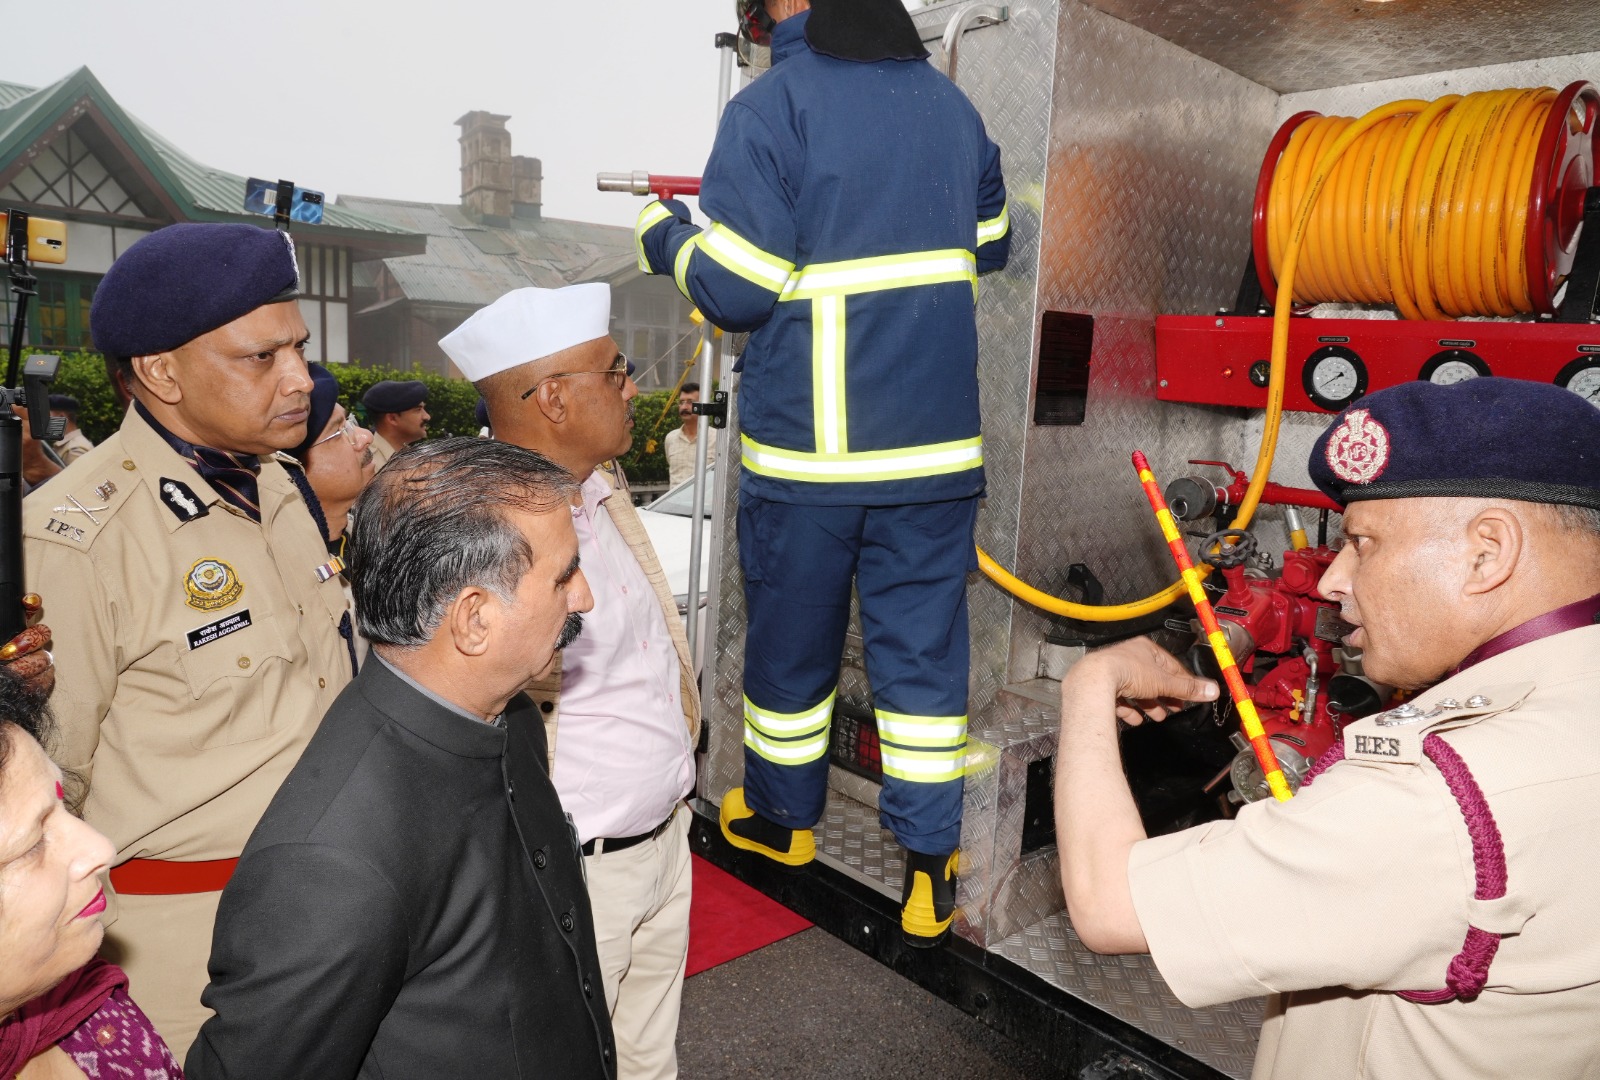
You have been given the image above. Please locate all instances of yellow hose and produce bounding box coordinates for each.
[1267,88,1558,319]
[977,98,1425,621]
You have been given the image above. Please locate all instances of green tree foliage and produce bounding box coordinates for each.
[46,350,124,445]
[329,365,481,441]
[625,389,688,484]
[35,349,696,485]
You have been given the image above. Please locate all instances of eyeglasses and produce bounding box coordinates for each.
[521,355,635,401]
[310,412,363,451]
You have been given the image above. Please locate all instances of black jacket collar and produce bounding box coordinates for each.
[355,656,505,760]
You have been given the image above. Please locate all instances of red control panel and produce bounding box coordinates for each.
[1155,314,1600,413]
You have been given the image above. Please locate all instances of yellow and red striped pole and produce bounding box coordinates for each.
[1131,451,1293,802]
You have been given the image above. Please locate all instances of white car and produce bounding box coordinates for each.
[635,468,715,669]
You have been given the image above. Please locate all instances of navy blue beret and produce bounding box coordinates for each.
[291,364,341,462]
[90,223,299,359]
[47,394,80,414]
[361,380,428,414]
[1310,378,1600,510]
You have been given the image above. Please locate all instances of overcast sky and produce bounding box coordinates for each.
[2,0,759,229]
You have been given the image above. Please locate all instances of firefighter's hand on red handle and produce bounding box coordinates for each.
[1,594,55,698]
[1071,637,1217,726]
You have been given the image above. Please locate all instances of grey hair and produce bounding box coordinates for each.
[349,438,579,648]
[1546,503,1600,540]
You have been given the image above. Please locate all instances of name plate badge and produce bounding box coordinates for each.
[187,609,253,651]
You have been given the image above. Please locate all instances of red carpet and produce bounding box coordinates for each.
[687,854,812,977]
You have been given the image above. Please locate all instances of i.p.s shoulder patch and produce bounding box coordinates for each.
[27,474,136,551]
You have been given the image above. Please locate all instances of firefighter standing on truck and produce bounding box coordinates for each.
[635,0,1010,944]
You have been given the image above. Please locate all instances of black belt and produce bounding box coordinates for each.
[581,809,676,857]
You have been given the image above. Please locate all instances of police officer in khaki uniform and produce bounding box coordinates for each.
[23,223,354,1058]
[49,394,96,463]
[1054,378,1600,1079]
[360,379,428,469]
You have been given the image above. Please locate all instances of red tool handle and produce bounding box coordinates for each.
[597,172,703,201]
[648,175,701,200]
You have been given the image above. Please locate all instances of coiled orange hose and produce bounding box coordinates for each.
[1264,87,1559,320]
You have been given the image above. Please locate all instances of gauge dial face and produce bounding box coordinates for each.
[1301,346,1368,411]
[1429,360,1480,384]
[1420,349,1490,386]
[1565,366,1600,405]
[1313,357,1358,398]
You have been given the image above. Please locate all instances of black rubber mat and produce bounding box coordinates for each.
[678,927,1074,1079]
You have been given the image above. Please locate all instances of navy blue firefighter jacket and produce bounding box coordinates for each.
[636,10,1010,507]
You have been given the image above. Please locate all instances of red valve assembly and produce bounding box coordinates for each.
[1162,463,1392,802]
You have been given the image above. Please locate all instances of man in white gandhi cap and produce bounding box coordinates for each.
[441,284,701,1080]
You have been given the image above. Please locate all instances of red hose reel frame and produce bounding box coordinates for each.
[1160,82,1600,413]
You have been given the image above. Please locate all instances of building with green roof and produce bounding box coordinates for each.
[0,67,425,362]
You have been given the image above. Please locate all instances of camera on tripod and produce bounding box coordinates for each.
[0,207,68,641]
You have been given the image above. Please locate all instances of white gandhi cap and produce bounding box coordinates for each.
[439,282,612,383]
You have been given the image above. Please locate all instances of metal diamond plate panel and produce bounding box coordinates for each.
[997,913,1264,1080]
[922,0,1062,715]
[817,789,904,897]
[1078,0,1600,94]
[1005,2,1278,683]
[1277,51,1600,126]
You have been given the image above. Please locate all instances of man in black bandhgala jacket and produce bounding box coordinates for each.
[187,438,614,1079]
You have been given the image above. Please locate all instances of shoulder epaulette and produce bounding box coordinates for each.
[24,440,140,550]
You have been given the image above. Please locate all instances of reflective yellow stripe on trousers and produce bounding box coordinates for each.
[744,692,835,766]
[876,709,968,783]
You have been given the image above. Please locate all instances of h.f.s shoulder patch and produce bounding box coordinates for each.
[185,558,244,611]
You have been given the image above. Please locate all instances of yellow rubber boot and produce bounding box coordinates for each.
[901,849,959,946]
[719,787,816,868]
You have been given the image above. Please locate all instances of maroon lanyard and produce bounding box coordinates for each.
[1451,591,1600,676]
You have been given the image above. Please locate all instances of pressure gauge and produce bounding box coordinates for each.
[1301,345,1368,412]
[1555,356,1600,407]
[1419,349,1490,385]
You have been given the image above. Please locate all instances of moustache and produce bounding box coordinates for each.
[1314,608,1358,643]
[555,612,584,650]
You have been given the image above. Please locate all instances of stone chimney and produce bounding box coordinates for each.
[456,111,513,225]
[512,155,543,220]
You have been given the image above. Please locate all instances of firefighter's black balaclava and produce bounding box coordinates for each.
[803,0,929,63]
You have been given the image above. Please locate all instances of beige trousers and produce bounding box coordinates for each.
[100,890,220,1063]
[584,806,693,1080]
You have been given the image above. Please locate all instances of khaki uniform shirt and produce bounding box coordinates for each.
[55,426,95,463]
[24,407,352,858]
[1129,625,1600,1079]
[664,424,717,489]
[24,408,354,1052]
[369,431,398,470]
[528,465,700,774]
